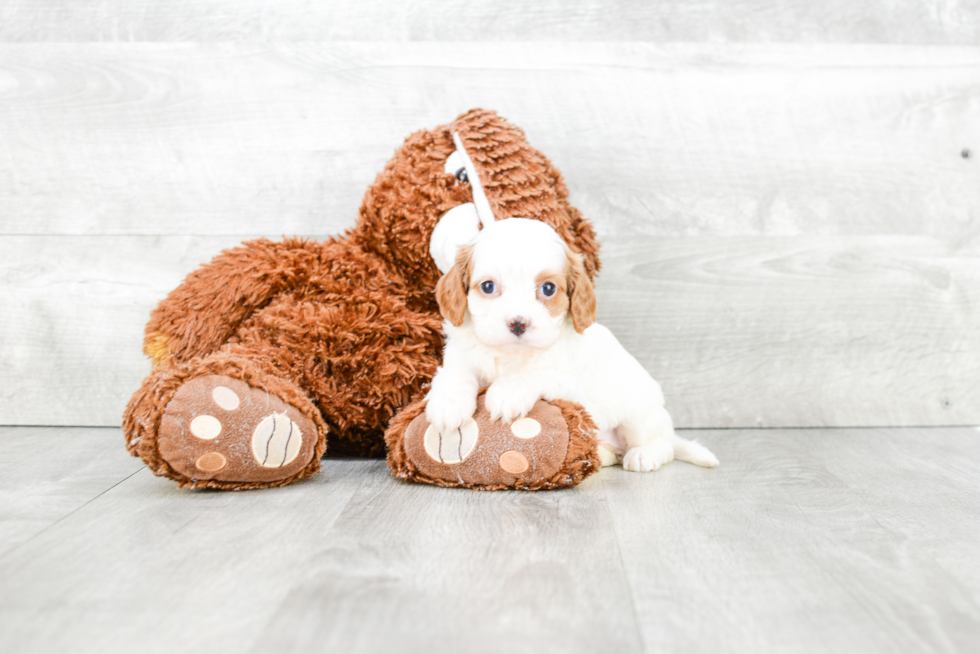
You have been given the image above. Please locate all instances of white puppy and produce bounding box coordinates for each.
[425,218,718,472]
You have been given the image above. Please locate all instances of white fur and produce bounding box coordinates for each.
[426,218,718,472]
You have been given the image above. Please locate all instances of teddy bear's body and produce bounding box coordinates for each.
[123,109,601,489]
[138,235,445,458]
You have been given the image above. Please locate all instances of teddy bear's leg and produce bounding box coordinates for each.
[123,351,328,490]
[385,391,601,490]
[141,238,327,367]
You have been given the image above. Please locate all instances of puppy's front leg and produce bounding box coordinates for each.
[425,368,479,435]
[485,373,544,424]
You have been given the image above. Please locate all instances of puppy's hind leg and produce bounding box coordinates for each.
[620,407,675,473]
[620,405,719,471]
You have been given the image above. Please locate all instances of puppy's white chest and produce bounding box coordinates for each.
[485,350,537,382]
[496,350,536,373]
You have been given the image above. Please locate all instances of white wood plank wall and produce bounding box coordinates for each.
[1,10,978,429]
[1,1,979,43]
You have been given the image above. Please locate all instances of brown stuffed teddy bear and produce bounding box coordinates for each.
[123,108,602,490]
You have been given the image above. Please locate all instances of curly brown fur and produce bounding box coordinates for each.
[548,399,602,486]
[124,108,602,486]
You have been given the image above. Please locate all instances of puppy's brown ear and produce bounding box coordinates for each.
[435,244,474,327]
[567,250,597,334]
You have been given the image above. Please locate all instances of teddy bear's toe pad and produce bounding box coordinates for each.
[404,394,569,488]
[158,375,317,483]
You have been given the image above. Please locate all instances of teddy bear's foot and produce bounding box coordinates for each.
[386,393,601,490]
[157,374,320,486]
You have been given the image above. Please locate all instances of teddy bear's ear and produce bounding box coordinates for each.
[435,244,474,327]
[566,249,596,334]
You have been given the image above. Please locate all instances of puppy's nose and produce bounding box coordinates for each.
[508,318,529,337]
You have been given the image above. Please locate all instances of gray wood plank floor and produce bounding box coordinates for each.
[2,426,977,654]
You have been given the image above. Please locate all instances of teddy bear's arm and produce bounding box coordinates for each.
[143,237,319,365]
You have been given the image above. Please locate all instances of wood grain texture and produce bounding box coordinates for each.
[600,427,980,653]
[1,426,978,653]
[0,44,977,237]
[2,233,977,428]
[1,1,979,43]
[0,426,142,557]
[0,234,249,427]
[249,468,640,653]
[0,454,377,654]
[598,235,980,428]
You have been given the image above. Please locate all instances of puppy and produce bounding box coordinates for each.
[425,218,718,472]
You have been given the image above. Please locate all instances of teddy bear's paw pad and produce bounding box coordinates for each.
[423,417,479,464]
[158,375,318,483]
[251,414,304,468]
[404,395,569,488]
[498,450,529,474]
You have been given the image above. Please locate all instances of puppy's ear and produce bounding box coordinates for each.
[567,249,597,334]
[435,244,474,327]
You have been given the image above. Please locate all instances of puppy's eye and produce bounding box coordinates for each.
[454,167,469,183]
[541,282,557,297]
[480,281,495,294]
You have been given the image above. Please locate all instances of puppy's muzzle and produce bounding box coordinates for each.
[508,318,529,337]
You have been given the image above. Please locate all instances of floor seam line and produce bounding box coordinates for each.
[0,466,145,563]
[599,476,648,654]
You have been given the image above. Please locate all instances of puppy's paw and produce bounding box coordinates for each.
[485,378,539,424]
[622,441,674,473]
[425,389,477,436]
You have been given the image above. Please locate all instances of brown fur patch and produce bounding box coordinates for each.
[535,270,570,318]
[567,250,597,333]
[435,244,474,327]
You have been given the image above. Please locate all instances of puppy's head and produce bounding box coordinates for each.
[435,218,597,349]
[356,109,600,295]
